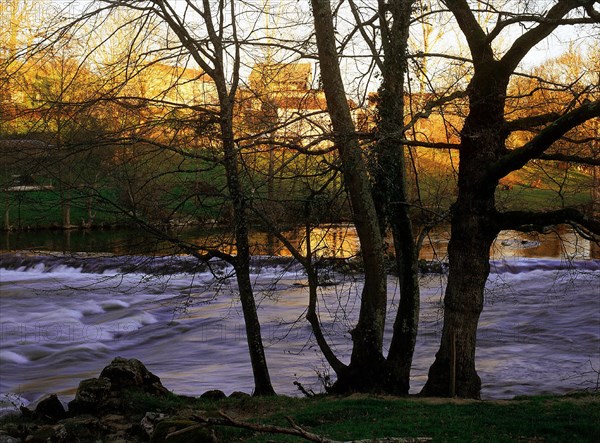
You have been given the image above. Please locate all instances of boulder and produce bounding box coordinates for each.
[68,357,169,415]
[140,411,167,437]
[228,391,250,399]
[99,357,169,397]
[68,377,112,415]
[33,394,66,422]
[200,390,226,401]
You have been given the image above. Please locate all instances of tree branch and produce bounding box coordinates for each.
[187,411,431,443]
[504,112,562,133]
[497,208,600,239]
[499,0,588,74]
[488,100,600,180]
[487,13,598,43]
[538,153,600,166]
[443,0,493,64]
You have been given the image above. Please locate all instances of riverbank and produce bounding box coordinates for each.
[2,385,598,442]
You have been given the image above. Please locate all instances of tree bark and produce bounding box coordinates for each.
[220,103,275,396]
[310,0,388,391]
[422,0,597,398]
[372,0,420,396]
[421,196,498,398]
[422,60,506,398]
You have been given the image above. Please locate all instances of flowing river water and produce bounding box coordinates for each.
[0,225,599,412]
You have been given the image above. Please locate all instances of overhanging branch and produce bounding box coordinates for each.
[497,208,600,240]
[538,153,600,167]
[504,112,562,133]
[488,100,600,180]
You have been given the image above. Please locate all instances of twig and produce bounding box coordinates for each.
[188,411,431,442]
[294,380,316,397]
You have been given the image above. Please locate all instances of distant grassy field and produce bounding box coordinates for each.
[1,189,126,229]
[1,161,594,230]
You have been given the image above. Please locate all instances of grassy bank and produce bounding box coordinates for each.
[125,392,599,442]
[2,162,593,231]
[2,390,598,441]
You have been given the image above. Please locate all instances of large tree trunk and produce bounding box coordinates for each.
[221,105,275,396]
[62,189,72,229]
[422,65,506,398]
[420,197,497,398]
[311,0,388,392]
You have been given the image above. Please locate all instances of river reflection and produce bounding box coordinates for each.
[1,224,598,259]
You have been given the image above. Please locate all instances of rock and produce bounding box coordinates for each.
[200,390,226,400]
[0,434,21,443]
[140,411,167,437]
[23,425,55,443]
[68,357,169,415]
[229,391,250,399]
[0,425,21,443]
[18,407,33,419]
[33,394,66,422]
[55,416,109,441]
[99,357,169,397]
[150,419,216,443]
[68,377,112,415]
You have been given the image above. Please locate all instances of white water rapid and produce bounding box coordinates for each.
[0,251,598,414]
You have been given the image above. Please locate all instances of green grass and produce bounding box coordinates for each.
[2,391,598,441]
[1,161,594,230]
[2,189,127,229]
[116,392,600,442]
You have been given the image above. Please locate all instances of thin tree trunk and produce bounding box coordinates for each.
[4,193,10,230]
[371,0,420,395]
[305,222,347,376]
[62,189,72,229]
[311,0,388,391]
[221,108,275,396]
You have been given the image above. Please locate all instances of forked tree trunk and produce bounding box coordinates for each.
[373,0,420,396]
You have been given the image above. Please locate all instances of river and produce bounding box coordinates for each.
[0,226,599,412]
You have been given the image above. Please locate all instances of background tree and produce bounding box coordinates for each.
[38,0,278,396]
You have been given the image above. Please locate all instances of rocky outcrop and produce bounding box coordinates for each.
[200,390,227,401]
[69,357,169,415]
[1,357,175,442]
[0,358,244,442]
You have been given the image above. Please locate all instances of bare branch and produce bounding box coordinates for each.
[500,0,590,74]
[538,152,600,166]
[504,112,562,133]
[187,411,432,443]
[442,0,494,64]
[497,208,600,239]
[488,100,600,180]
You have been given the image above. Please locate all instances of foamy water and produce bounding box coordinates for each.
[0,253,598,413]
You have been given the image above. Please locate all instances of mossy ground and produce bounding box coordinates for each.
[123,391,600,442]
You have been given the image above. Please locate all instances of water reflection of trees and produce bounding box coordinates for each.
[2,224,597,260]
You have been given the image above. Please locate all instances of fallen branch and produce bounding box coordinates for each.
[186,411,431,443]
[294,380,316,397]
